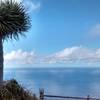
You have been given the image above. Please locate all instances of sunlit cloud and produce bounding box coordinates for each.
[4,49,37,65]
[4,46,100,68]
[42,46,100,64]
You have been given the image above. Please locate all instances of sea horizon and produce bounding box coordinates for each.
[4,66,100,69]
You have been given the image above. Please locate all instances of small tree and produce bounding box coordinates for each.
[0,0,31,83]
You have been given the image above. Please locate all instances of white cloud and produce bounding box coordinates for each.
[4,46,100,68]
[4,49,37,65]
[43,46,100,64]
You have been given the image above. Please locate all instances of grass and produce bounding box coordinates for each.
[0,79,38,100]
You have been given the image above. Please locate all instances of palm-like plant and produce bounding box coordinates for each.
[0,0,31,83]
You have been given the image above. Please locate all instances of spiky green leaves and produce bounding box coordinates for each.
[0,0,31,40]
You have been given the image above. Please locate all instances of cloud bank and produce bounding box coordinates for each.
[4,46,100,67]
[4,49,38,65]
[44,46,100,64]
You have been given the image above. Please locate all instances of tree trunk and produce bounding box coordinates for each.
[0,38,3,83]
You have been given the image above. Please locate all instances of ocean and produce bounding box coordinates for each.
[4,68,100,98]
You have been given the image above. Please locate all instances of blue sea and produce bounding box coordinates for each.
[4,68,100,98]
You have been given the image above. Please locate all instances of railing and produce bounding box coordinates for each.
[39,89,100,100]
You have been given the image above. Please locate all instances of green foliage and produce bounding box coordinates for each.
[0,79,38,100]
[0,0,31,40]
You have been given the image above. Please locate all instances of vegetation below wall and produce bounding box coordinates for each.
[0,79,38,100]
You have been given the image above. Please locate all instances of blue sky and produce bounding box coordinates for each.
[3,0,100,68]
